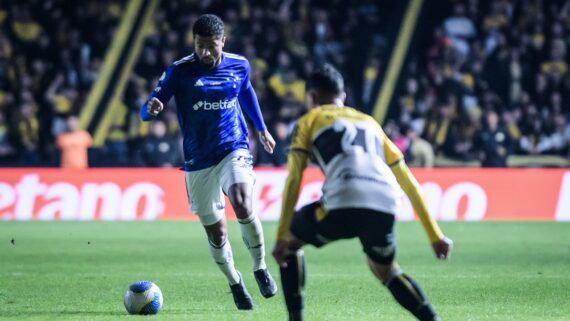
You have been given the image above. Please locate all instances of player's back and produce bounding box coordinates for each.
[294,105,404,214]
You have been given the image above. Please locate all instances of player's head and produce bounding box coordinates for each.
[306,64,346,108]
[192,14,226,67]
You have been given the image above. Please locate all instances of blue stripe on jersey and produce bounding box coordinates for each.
[140,52,266,171]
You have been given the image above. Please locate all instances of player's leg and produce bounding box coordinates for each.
[202,218,240,285]
[203,218,253,310]
[280,201,330,321]
[228,182,266,271]
[279,239,306,321]
[360,212,439,321]
[221,149,277,298]
[185,169,253,310]
[368,260,439,321]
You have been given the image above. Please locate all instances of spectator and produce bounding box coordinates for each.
[10,6,42,44]
[16,102,39,165]
[105,103,129,166]
[441,106,480,162]
[138,120,181,167]
[2,0,569,167]
[390,0,570,167]
[546,114,570,156]
[444,4,476,57]
[361,56,380,106]
[474,110,511,167]
[423,97,456,156]
[404,126,434,168]
[45,73,77,136]
[267,51,305,104]
[0,112,14,163]
[502,110,521,147]
[56,115,92,169]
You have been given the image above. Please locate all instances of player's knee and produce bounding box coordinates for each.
[207,226,228,247]
[232,198,252,219]
[368,259,401,285]
[229,185,252,219]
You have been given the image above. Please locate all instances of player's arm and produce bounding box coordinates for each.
[379,126,452,259]
[238,84,266,131]
[390,160,443,243]
[273,118,311,267]
[390,159,452,259]
[276,149,309,241]
[140,65,177,121]
[237,61,275,153]
[273,117,311,265]
[273,148,309,268]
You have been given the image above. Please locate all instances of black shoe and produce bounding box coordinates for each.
[254,268,278,298]
[229,272,254,310]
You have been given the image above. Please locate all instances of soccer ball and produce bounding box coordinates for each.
[123,281,163,315]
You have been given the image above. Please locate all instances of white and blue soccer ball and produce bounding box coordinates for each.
[124,281,163,315]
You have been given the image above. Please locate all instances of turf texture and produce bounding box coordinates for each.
[0,221,569,321]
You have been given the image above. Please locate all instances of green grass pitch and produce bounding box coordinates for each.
[1,221,569,321]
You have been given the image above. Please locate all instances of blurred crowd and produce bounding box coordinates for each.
[128,0,386,167]
[391,0,570,167]
[0,0,569,168]
[0,0,385,167]
[0,0,122,166]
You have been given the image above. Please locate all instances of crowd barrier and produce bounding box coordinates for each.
[0,168,568,221]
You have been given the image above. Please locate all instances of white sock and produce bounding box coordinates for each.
[238,215,267,271]
[208,239,240,285]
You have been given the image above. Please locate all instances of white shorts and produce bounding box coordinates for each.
[184,149,255,226]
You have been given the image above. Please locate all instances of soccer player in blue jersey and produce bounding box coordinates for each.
[140,14,277,310]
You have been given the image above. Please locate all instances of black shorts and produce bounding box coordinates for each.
[290,201,396,264]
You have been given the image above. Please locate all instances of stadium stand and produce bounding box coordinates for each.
[0,0,568,168]
[393,0,570,167]
[0,0,123,166]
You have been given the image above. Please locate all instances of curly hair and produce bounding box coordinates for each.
[192,14,225,37]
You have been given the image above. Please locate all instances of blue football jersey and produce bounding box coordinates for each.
[141,52,264,171]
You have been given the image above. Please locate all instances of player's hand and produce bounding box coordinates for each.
[272,239,290,268]
[147,97,164,117]
[258,130,276,154]
[432,236,453,260]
